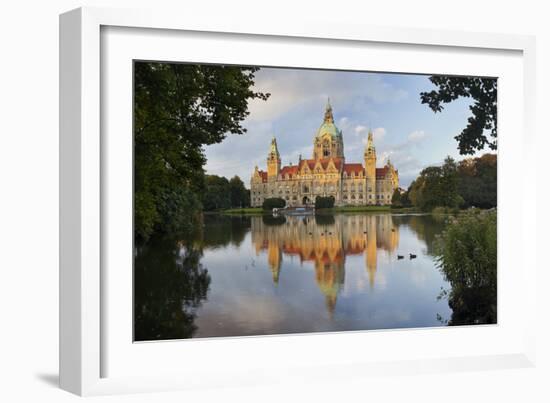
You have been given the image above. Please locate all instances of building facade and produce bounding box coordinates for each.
[250,100,399,207]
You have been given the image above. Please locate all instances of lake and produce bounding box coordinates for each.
[134,213,452,341]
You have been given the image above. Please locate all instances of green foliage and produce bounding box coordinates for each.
[134,61,268,240]
[229,175,250,208]
[408,156,463,211]
[202,175,231,211]
[391,188,411,207]
[407,154,496,212]
[262,197,286,210]
[156,185,203,236]
[223,207,263,214]
[458,154,497,208]
[434,209,497,325]
[202,174,250,211]
[314,196,335,209]
[420,76,497,155]
[330,205,391,212]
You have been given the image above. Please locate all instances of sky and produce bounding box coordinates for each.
[203,67,489,189]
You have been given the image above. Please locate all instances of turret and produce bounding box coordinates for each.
[313,98,345,160]
[364,129,377,203]
[385,158,399,190]
[324,97,334,123]
[267,136,281,179]
[364,129,376,179]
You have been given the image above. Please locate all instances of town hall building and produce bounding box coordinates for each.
[250,100,399,207]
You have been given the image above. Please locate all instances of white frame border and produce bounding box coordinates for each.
[59,6,537,396]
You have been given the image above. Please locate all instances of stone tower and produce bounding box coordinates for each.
[312,98,345,160]
[267,136,281,180]
[364,129,376,196]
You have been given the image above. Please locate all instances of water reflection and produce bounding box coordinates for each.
[134,238,211,341]
[251,214,399,314]
[135,213,452,341]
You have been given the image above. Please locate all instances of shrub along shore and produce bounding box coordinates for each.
[222,205,421,215]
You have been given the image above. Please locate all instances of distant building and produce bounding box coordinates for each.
[250,99,399,207]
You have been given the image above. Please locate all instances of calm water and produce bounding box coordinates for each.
[134,213,452,341]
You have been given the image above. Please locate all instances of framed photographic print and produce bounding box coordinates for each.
[60,6,537,396]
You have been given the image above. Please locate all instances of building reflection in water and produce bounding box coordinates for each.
[251,214,399,314]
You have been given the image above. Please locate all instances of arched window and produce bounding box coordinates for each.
[322,140,330,157]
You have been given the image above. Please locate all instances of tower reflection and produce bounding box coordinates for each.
[251,214,399,314]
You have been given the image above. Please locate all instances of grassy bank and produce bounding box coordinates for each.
[319,205,392,213]
[222,205,420,214]
[220,205,479,215]
[221,207,264,215]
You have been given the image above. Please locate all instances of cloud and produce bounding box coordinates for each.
[355,125,368,135]
[246,68,408,123]
[359,127,386,146]
[373,129,431,187]
[339,117,350,128]
[373,127,386,142]
[202,67,457,191]
[408,130,427,142]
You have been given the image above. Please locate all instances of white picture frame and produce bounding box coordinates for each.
[60,6,538,396]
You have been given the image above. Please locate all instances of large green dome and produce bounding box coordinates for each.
[316,121,342,139]
[315,98,342,139]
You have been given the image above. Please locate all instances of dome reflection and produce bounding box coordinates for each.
[251,214,399,313]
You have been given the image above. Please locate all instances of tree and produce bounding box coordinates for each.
[408,156,462,211]
[457,154,497,208]
[229,176,249,208]
[134,62,269,240]
[420,76,497,155]
[391,188,410,207]
[315,196,335,209]
[262,198,286,210]
[439,156,461,208]
[202,175,231,211]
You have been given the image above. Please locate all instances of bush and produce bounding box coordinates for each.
[262,197,286,210]
[391,188,411,207]
[432,206,458,215]
[315,196,335,209]
[156,185,203,237]
[434,209,497,325]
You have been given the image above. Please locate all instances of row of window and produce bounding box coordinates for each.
[253,193,391,201]
[275,172,368,180]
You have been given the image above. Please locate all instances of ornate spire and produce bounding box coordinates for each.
[323,97,334,123]
[269,136,280,158]
[365,128,376,155]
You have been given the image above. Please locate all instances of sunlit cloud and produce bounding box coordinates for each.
[204,67,479,189]
[408,130,427,142]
